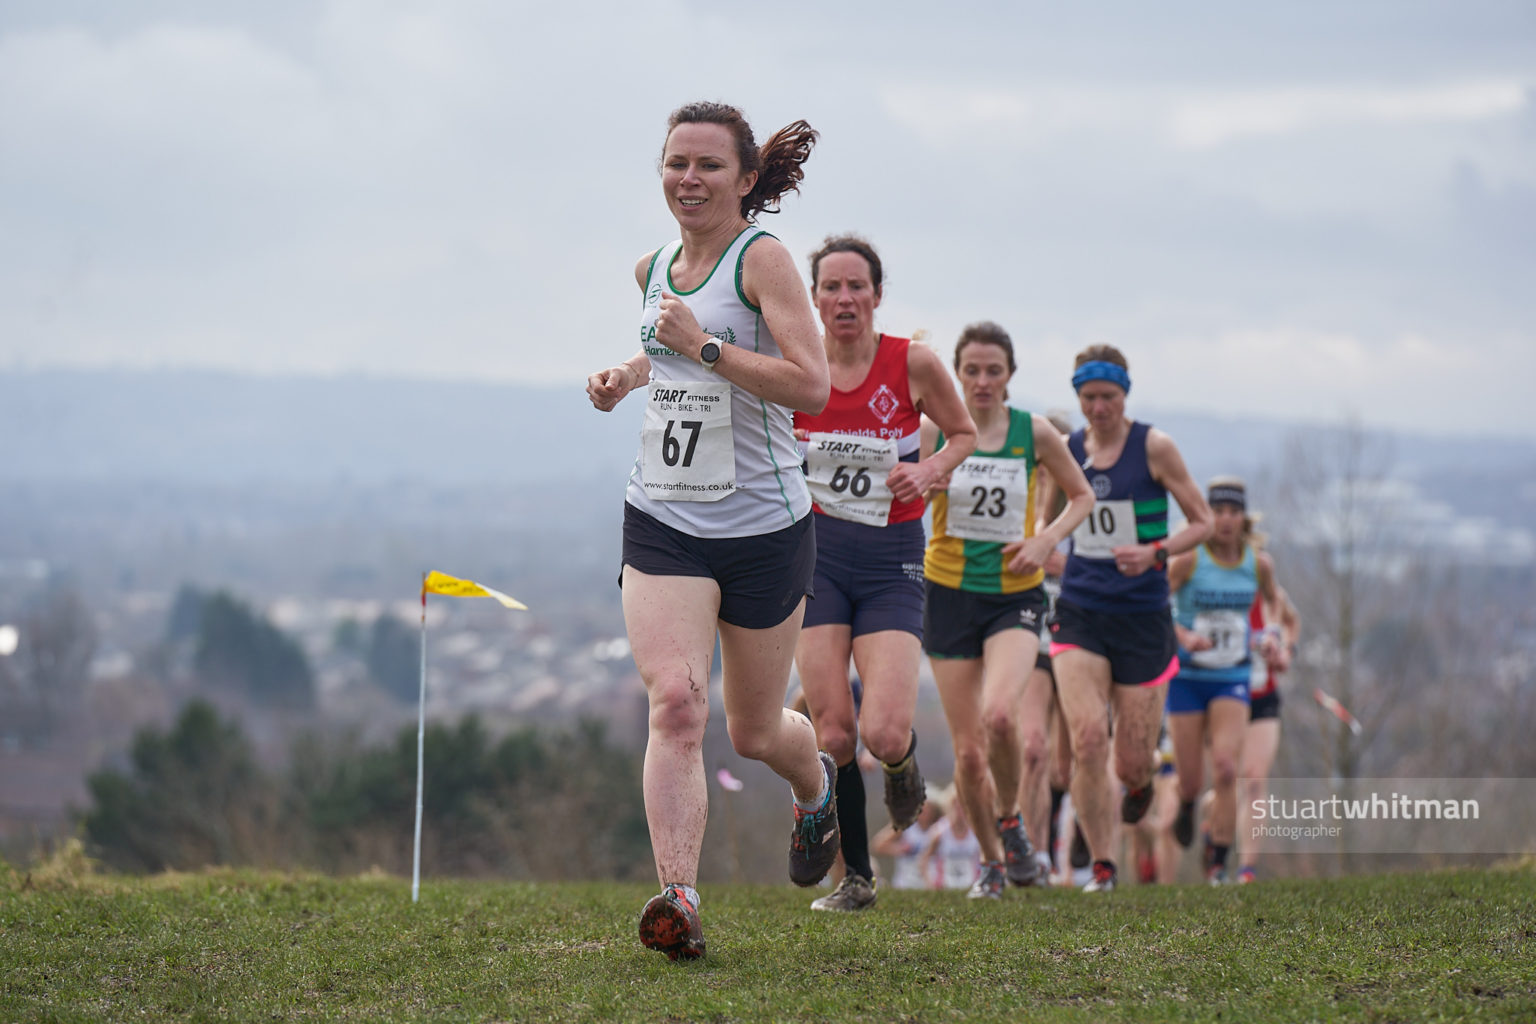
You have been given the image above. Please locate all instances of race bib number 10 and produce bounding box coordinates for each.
[1070,499,1137,559]
[804,433,897,526]
[945,456,1029,543]
[641,381,735,502]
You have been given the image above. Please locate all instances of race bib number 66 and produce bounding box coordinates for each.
[804,433,897,526]
[641,381,735,502]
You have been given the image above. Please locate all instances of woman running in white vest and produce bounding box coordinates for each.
[586,101,833,961]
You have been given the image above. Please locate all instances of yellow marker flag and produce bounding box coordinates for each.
[422,570,527,610]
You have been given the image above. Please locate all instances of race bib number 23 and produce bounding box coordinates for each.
[945,456,1029,543]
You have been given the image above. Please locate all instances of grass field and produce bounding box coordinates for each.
[3,852,1533,1023]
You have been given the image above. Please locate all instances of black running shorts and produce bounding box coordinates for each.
[620,502,816,629]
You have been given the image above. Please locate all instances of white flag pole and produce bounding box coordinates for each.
[412,573,428,903]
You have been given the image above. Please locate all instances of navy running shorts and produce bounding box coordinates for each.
[802,513,925,639]
[1048,597,1179,687]
[620,502,816,629]
[923,581,1047,660]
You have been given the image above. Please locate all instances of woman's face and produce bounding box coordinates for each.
[1211,503,1245,544]
[956,342,1013,412]
[660,122,755,230]
[1076,379,1126,433]
[813,251,880,344]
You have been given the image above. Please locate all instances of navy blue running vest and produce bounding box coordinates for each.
[1060,421,1171,613]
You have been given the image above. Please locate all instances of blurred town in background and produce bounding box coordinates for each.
[3,371,1534,883]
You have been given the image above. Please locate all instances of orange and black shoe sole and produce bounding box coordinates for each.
[638,893,706,961]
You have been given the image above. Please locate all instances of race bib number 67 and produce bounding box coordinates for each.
[641,381,735,502]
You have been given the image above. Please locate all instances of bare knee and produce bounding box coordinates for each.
[861,722,908,765]
[1021,729,1048,774]
[726,707,795,763]
[647,672,709,740]
[1072,724,1109,770]
[1239,775,1265,805]
[817,722,859,766]
[953,741,989,787]
[1115,746,1155,790]
[1211,751,1239,791]
[981,704,1016,749]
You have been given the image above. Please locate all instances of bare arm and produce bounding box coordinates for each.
[1166,551,1210,650]
[1113,427,1213,575]
[1033,469,1069,576]
[1275,587,1301,648]
[870,824,906,858]
[917,829,941,883]
[1257,555,1298,671]
[1003,416,1094,575]
[653,237,829,413]
[885,343,976,506]
[916,415,948,500]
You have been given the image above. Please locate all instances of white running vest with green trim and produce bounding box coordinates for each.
[625,227,811,537]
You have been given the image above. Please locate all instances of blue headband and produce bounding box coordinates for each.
[1072,360,1131,394]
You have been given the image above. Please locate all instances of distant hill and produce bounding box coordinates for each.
[3,369,1530,493]
[1,369,643,486]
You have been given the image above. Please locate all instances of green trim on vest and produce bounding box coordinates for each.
[666,226,755,297]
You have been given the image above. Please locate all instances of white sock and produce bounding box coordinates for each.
[668,883,700,908]
[794,767,830,813]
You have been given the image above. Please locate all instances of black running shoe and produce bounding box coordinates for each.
[883,736,926,830]
[788,752,840,887]
[1069,823,1090,870]
[998,814,1044,887]
[638,885,705,961]
[1173,799,1197,848]
[1121,784,1154,824]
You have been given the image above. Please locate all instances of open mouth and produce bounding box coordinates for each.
[678,198,704,208]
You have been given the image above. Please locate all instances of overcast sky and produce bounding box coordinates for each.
[3,1,1533,439]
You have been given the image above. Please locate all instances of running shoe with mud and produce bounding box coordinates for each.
[788,751,840,887]
[1120,783,1154,825]
[997,814,1045,887]
[810,872,877,912]
[883,738,926,830]
[638,885,705,961]
[1069,822,1090,870]
[967,861,1006,900]
[1173,798,1197,848]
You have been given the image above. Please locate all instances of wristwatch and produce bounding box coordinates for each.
[699,339,722,370]
[1152,540,1168,569]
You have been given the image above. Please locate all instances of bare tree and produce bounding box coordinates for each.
[9,587,98,744]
